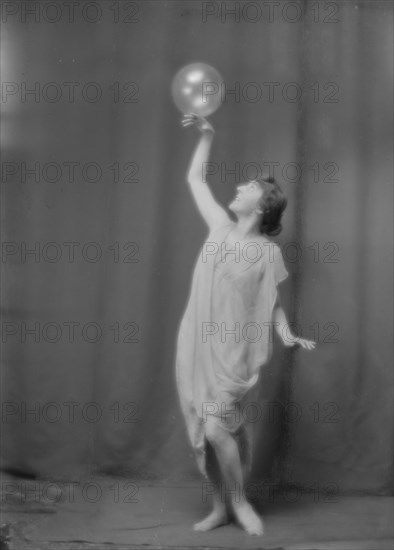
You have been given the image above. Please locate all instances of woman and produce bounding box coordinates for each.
[175,113,315,536]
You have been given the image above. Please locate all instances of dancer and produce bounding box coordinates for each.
[175,113,315,536]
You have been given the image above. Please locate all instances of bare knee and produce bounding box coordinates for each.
[204,416,229,448]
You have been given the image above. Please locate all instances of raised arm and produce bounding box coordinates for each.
[182,113,231,230]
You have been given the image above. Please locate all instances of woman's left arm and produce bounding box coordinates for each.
[272,294,316,350]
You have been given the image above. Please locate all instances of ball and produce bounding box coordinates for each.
[171,62,223,117]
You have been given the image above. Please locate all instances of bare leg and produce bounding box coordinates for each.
[193,440,230,531]
[205,416,264,536]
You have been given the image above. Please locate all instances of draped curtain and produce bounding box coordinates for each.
[1,0,392,493]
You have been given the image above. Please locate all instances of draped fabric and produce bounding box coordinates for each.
[175,220,288,477]
[1,1,393,494]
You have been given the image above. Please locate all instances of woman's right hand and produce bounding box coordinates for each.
[181,113,215,134]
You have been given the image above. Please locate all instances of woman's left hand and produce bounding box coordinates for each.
[283,335,316,350]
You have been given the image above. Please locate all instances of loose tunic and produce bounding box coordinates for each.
[175,221,288,478]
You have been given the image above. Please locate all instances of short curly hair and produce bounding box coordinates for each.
[256,176,287,236]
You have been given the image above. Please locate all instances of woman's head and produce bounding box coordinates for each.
[256,175,287,236]
[228,175,287,236]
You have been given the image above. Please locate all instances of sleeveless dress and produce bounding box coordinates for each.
[175,221,288,478]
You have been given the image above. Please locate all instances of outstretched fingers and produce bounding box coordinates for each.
[295,337,317,350]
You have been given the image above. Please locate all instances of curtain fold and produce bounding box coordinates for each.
[1,0,392,492]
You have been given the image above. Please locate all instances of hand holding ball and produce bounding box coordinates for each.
[171,63,223,117]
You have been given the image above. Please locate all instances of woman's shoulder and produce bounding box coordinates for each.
[252,235,282,255]
[255,237,288,283]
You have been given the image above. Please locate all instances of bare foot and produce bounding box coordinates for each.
[233,501,264,536]
[193,508,229,531]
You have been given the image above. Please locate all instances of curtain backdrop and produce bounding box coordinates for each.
[1,0,393,494]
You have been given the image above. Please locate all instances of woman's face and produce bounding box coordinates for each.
[228,181,264,216]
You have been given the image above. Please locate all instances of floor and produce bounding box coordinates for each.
[1,475,393,550]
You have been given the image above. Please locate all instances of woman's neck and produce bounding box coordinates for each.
[232,215,261,241]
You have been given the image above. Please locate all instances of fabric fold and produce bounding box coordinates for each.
[176,221,288,478]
